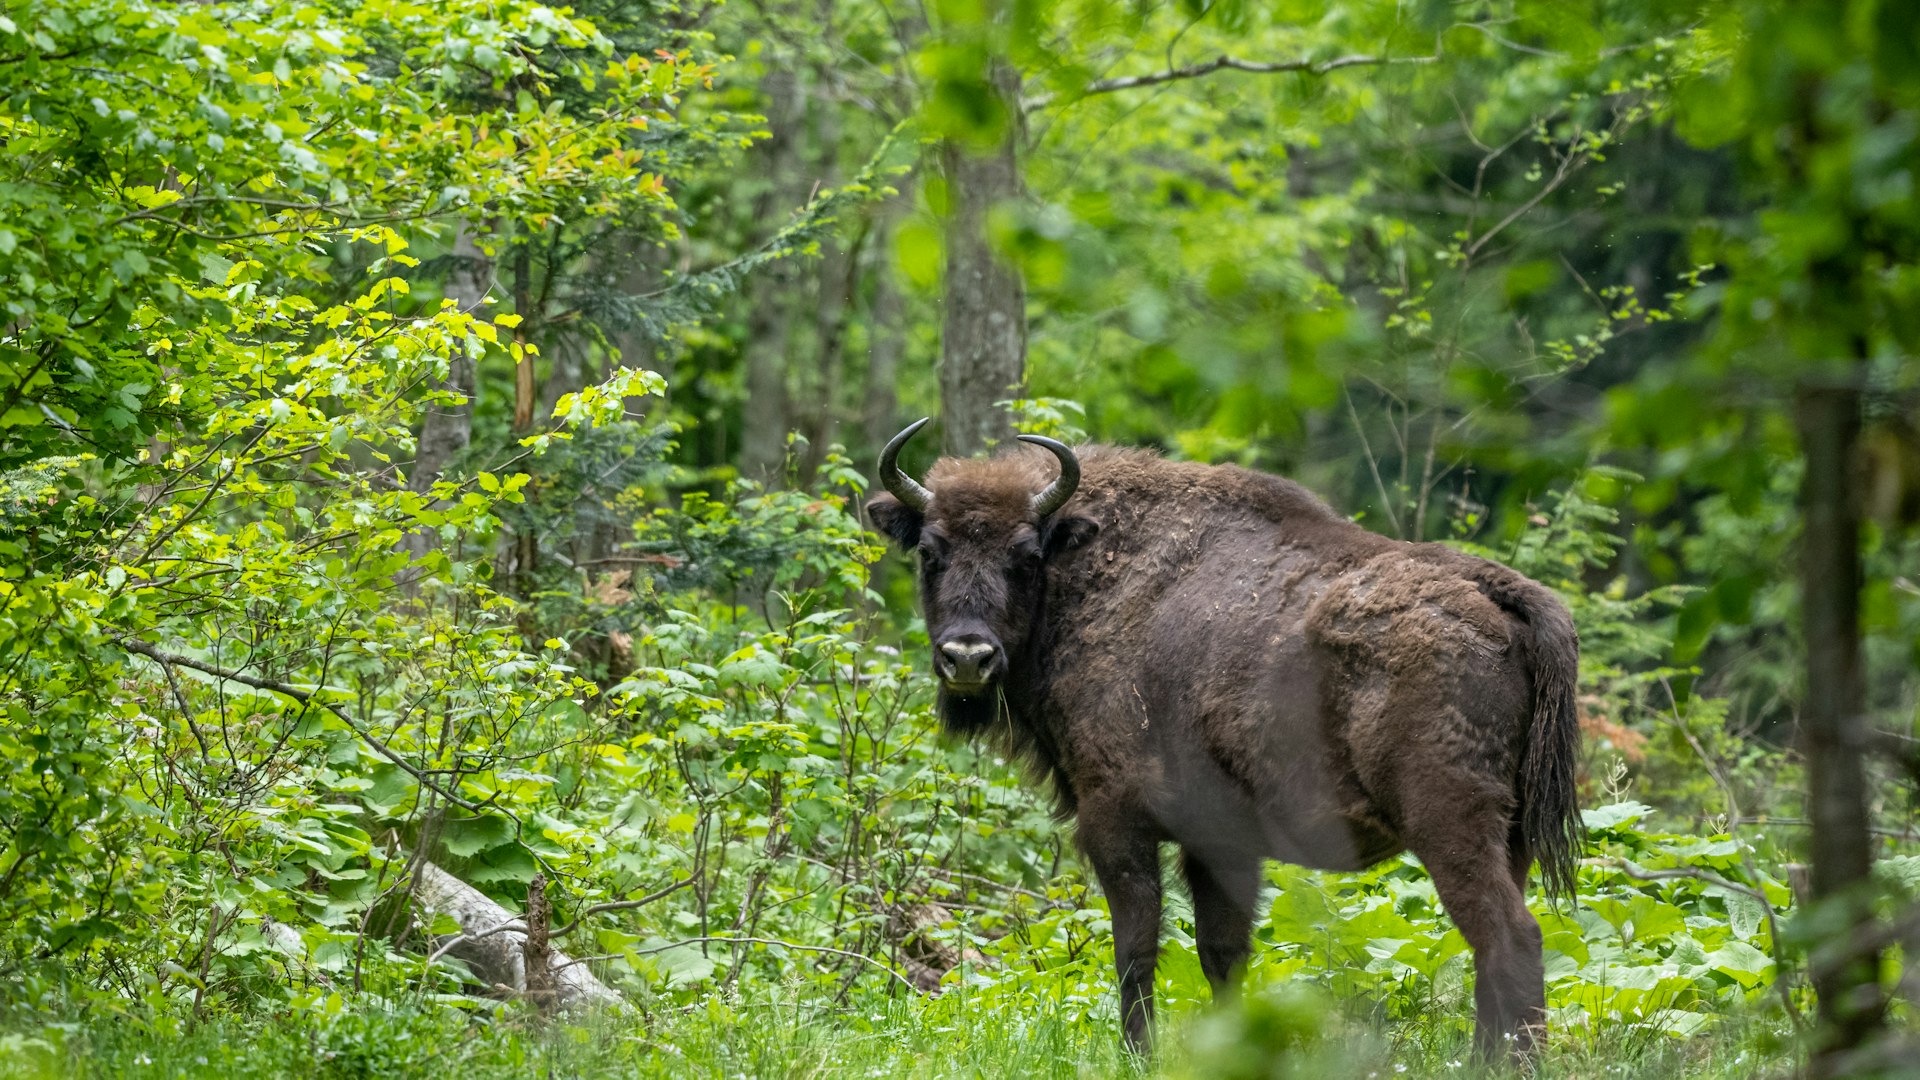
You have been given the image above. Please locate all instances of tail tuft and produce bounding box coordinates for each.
[1516,586,1583,907]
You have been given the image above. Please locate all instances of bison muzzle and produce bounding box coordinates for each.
[867,421,1583,1060]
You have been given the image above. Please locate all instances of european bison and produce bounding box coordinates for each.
[866,421,1582,1059]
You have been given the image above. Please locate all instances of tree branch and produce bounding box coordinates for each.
[1613,860,1772,905]
[631,935,917,991]
[427,918,528,963]
[1874,729,1920,783]
[113,634,485,813]
[551,876,695,940]
[1022,52,1438,111]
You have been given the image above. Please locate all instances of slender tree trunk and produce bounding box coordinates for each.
[801,221,868,475]
[938,60,1026,458]
[505,239,540,627]
[411,223,488,495]
[400,223,489,577]
[512,241,537,432]
[1796,379,1885,1073]
[795,91,853,478]
[611,246,670,420]
[740,66,809,480]
[522,873,555,1012]
[537,341,579,424]
[863,198,908,452]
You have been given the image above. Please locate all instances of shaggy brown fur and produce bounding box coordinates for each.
[868,442,1581,1060]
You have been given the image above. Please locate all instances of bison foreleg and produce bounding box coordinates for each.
[1179,847,1259,998]
[1083,824,1163,1054]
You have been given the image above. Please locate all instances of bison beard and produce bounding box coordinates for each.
[868,423,1582,1061]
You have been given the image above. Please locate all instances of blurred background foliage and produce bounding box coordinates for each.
[0,0,1916,1074]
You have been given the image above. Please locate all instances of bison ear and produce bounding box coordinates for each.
[1044,515,1099,557]
[865,493,923,550]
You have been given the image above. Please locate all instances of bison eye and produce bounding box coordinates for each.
[918,547,947,573]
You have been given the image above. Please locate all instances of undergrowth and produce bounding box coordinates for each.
[0,978,1801,1080]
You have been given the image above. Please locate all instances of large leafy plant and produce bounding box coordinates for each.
[0,0,704,975]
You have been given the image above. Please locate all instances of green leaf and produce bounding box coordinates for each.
[442,814,515,858]
[1582,801,1656,831]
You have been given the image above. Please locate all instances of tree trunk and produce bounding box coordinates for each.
[862,199,908,453]
[400,224,489,576]
[522,873,556,1012]
[1796,380,1885,1072]
[411,223,488,494]
[795,91,853,478]
[511,240,537,432]
[410,858,622,1011]
[610,244,671,422]
[800,220,868,476]
[938,60,1026,458]
[740,66,809,480]
[537,340,579,424]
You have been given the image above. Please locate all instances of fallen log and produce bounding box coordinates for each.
[410,858,623,1011]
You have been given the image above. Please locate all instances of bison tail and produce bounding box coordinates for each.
[1516,584,1583,908]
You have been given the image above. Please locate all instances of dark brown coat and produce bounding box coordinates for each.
[868,437,1580,1060]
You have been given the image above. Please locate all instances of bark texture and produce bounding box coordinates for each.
[411,859,622,1010]
[938,61,1026,458]
[511,242,536,431]
[740,66,808,480]
[411,223,488,494]
[862,209,906,453]
[521,872,556,1011]
[400,224,489,576]
[798,219,866,474]
[1795,382,1885,1072]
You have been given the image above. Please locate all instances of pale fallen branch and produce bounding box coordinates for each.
[893,902,989,994]
[1613,859,1772,904]
[411,859,623,1011]
[1613,858,1809,1028]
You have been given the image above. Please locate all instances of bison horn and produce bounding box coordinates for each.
[879,418,934,513]
[1019,434,1081,518]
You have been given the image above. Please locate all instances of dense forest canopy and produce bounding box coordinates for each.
[0,0,1915,1075]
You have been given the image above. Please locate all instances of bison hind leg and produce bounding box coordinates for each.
[1400,779,1546,1063]
[1178,847,1261,998]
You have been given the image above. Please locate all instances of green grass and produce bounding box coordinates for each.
[0,981,1803,1080]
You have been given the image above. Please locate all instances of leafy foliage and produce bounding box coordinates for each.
[0,0,1916,1075]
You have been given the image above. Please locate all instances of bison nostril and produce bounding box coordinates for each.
[938,640,998,682]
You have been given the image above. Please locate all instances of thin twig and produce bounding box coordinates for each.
[1022,52,1438,110]
[1874,730,1920,784]
[189,903,234,1022]
[630,935,917,992]
[114,634,485,813]
[427,918,529,964]
[154,651,213,758]
[1656,676,1807,1029]
[1725,816,1920,843]
[1345,387,1404,536]
[550,876,696,939]
[551,953,623,972]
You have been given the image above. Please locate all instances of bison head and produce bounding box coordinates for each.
[865,419,1099,721]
